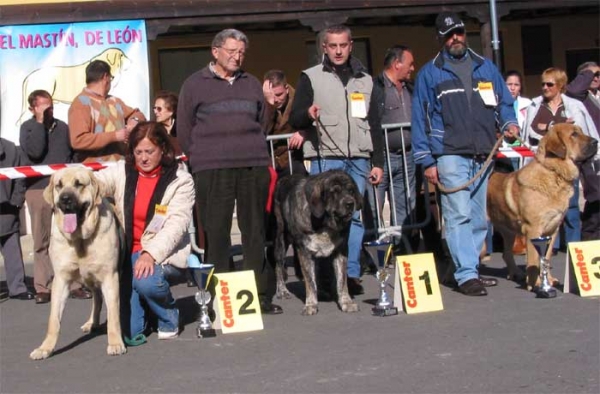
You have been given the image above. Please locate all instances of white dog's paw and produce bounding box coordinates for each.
[30,347,52,360]
[302,305,319,316]
[80,321,98,334]
[341,301,359,313]
[275,286,292,299]
[106,342,127,356]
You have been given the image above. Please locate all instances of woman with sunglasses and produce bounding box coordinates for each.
[523,67,598,252]
[524,67,596,146]
[153,91,181,154]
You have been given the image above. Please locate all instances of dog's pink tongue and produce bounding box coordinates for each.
[63,214,77,234]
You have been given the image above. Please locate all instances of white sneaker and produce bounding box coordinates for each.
[157,330,179,340]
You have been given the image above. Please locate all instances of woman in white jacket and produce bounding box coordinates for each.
[523,67,599,251]
[524,68,599,146]
[95,122,195,346]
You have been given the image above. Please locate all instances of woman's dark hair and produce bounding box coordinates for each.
[504,69,525,95]
[126,121,176,167]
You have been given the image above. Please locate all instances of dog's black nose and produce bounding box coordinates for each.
[58,193,78,212]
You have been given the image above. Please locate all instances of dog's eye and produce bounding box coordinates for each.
[332,185,342,193]
[56,180,63,189]
[74,179,82,188]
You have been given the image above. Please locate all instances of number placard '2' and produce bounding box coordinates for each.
[396,253,444,314]
[214,271,264,334]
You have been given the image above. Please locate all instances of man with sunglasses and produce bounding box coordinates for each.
[567,62,600,240]
[178,29,282,315]
[412,12,519,296]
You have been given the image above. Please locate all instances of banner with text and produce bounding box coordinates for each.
[0,20,149,144]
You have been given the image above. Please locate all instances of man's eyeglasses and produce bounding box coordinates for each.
[541,82,555,88]
[153,106,163,112]
[219,47,246,57]
[594,71,600,78]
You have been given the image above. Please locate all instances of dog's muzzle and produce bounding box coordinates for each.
[57,192,80,214]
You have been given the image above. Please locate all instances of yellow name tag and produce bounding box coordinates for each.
[351,93,365,101]
[396,253,444,314]
[350,92,367,118]
[565,240,600,297]
[477,82,493,90]
[477,81,497,106]
[215,271,264,334]
[155,204,167,215]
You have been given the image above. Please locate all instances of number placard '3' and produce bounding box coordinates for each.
[214,271,264,334]
[396,253,444,314]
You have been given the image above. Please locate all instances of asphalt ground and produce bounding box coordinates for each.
[1,234,599,394]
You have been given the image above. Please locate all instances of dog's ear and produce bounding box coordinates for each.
[305,179,325,218]
[43,174,55,206]
[540,126,567,159]
[89,172,103,205]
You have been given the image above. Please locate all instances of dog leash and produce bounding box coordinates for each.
[436,134,525,194]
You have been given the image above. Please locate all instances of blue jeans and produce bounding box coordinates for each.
[369,151,416,229]
[437,155,492,285]
[126,252,179,337]
[554,180,581,249]
[310,158,369,279]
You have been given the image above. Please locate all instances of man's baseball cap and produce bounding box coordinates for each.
[435,12,465,36]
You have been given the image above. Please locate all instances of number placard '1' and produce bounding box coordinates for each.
[214,271,264,334]
[396,253,444,314]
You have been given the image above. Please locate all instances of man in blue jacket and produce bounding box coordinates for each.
[411,12,519,296]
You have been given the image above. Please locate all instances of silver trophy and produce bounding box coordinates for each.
[530,236,557,299]
[364,239,398,316]
[188,254,217,338]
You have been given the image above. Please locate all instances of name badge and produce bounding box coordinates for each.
[350,92,367,118]
[477,81,497,106]
[147,204,167,233]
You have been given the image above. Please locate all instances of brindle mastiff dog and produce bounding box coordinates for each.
[274,170,362,315]
[487,123,598,290]
[30,168,126,360]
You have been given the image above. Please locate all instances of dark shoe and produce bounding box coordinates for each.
[35,292,51,304]
[259,298,283,315]
[458,279,488,296]
[69,288,92,299]
[9,291,35,300]
[479,276,498,287]
[347,277,364,296]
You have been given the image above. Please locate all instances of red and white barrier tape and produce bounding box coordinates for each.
[0,154,188,181]
[496,146,534,159]
[0,162,117,181]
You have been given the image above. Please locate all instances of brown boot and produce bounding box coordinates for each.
[512,235,527,255]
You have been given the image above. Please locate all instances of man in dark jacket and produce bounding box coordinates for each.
[0,138,33,300]
[367,45,417,252]
[412,12,519,296]
[20,90,90,304]
[567,62,600,240]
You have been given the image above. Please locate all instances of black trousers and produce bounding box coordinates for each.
[193,166,274,298]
